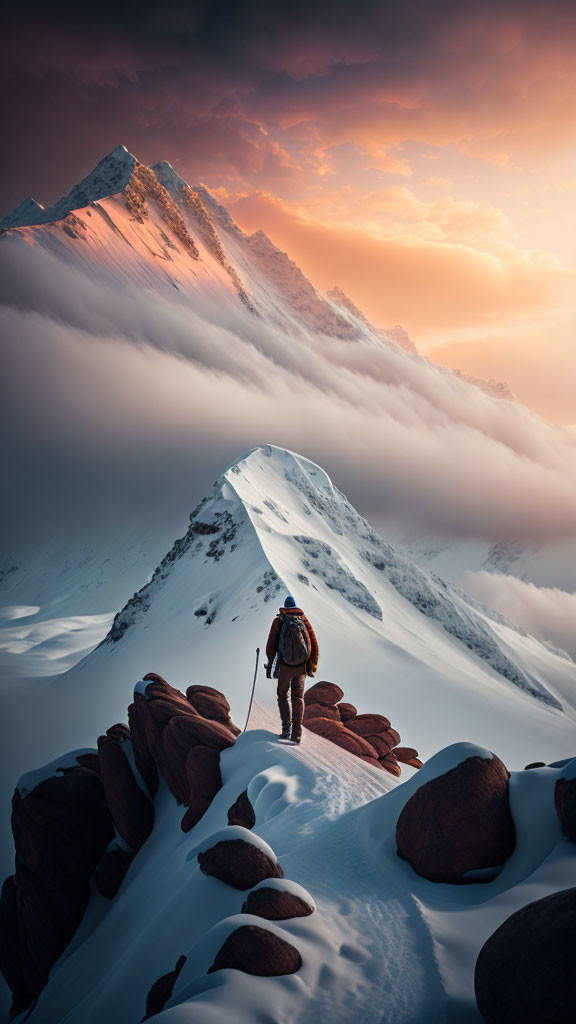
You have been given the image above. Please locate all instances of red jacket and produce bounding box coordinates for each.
[266,607,319,677]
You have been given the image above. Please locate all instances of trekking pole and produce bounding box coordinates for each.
[243,647,260,733]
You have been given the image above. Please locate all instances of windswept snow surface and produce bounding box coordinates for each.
[16,704,576,1024]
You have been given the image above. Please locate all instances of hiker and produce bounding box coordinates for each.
[265,596,319,743]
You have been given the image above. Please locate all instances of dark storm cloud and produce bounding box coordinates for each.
[1,0,575,210]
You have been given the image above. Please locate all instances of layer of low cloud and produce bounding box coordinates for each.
[1,235,576,581]
[460,571,576,659]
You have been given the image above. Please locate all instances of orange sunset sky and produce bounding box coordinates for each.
[2,1,575,421]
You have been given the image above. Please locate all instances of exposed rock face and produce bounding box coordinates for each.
[227,790,256,829]
[554,775,576,841]
[142,953,187,1021]
[304,681,344,706]
[97,730,154,849]
[208,925,302,976]
[241,887,314,920]
[0,766,115,1017]
[474,887,576,1024]
[186,685,241,735]
[1,674,240,1018]
[303,681,421,776]
[181,746,222,833]
[524,761,546,770]
[95,848,134,899]
[198,838,283,890]
[337,702,357,721]
[396,754,515,883]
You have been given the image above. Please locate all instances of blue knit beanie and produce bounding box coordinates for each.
[284,595,296,608]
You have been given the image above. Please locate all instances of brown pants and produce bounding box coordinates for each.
[276,662,306,739]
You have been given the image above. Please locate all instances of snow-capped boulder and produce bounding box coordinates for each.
[474,887,576,1024]
[207,925,302,976]
[142,953,187,1021]
[241,887,314,920]
[1,766,114,1017]
[197,830,284,890]
[227,789,256,829]
[396,752,515,883]
[304,681,344,706]
[95,847,134,899]
[181,746,223,833]
[97,732,154,849]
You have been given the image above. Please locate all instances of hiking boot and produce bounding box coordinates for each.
[279,727,291,740]
[291,733,302,745]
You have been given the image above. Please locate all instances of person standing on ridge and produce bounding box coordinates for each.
[265,595,319,743]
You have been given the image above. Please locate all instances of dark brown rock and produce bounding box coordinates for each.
[380,752,402,777]
[75,752,101,774]
[369,732,401,757]
[241,887,314,920]
[227,790,256,829]
[4,768,114,1016]
[128,700,159,796]
[142,953,187,1021]
[359,754,385,770]
[186,685,240,735]
[207,925,301,976]
[304,716,379,758]
[97,736,154,849]
[95,848,134,899]
[181,746,222,833]
[198,838,283,890]
[524,762,546,770]
[158,714,235,805]
[396,754,515,883]
[303,681,344,707]
[303,703,341,723]
[346,715,394,739]
[394,746,420,764]
[147,696,198,726]
[554,775,576,841]
[474,887,576,1024]
[337,702,357,722]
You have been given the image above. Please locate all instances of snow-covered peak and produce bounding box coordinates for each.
[99,443,570,741]
[45,145,137,223]
[152,160,189,195]
[0,196,45,230]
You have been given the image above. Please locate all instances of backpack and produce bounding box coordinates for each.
[278,614,311,666]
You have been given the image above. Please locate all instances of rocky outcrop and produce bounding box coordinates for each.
[198,838,283,890]
[181,746,222,833]
[208,925,302,976]
[0,764,115,1018]
[142,953,187,1021]
[186,685,241,735]
[97,728,154,849]
[474,887,576,1023]
[554,774,576,841]
[303,681,421,776]
[227,790,256,829]
[1,674,240,1018]
[95,848,135,899]
[396,754,515,883]
[242,887,314,920]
